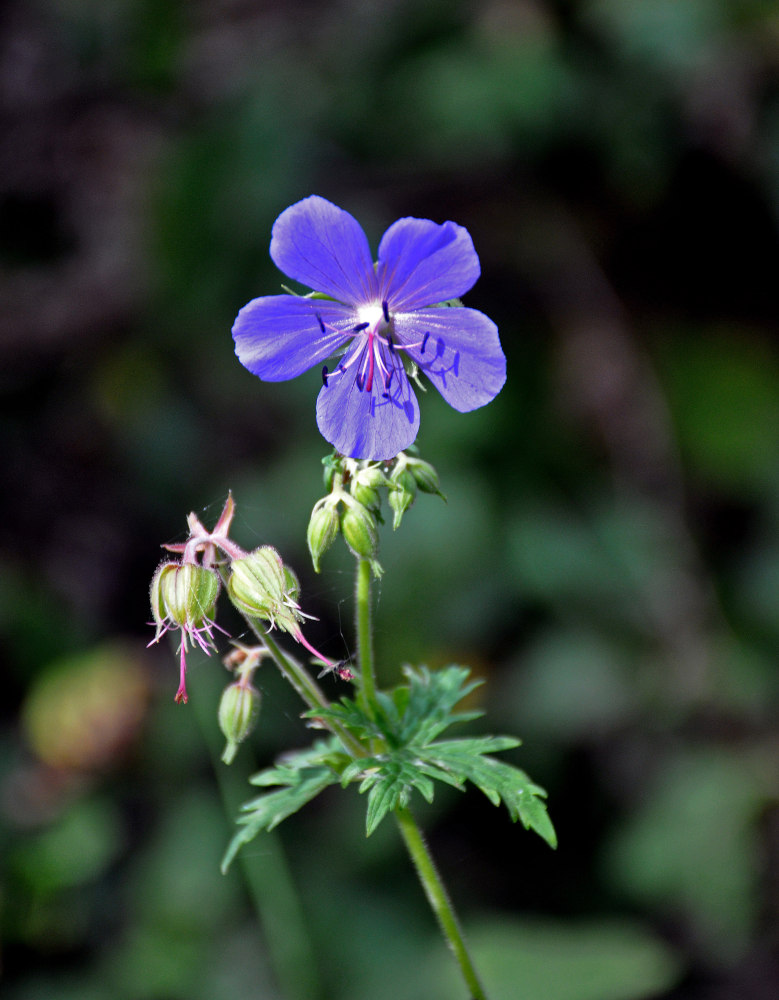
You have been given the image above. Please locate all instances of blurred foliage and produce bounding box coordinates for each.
[2,0,779,998]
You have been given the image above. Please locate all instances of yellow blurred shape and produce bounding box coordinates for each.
[22,643,149,772]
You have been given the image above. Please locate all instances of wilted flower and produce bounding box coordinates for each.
[150,496,349,702]
[232,196,506,460]
[149,561,223,704]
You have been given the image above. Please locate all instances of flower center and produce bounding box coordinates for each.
[356,303,387,331]
[321,300,400,397]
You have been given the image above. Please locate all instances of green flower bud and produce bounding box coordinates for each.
[351,481,380,509]
[350,465,387,510]
[388,468,418,530]
[151,562,219,630]
[407,458,445,498]
[218,680,261,764]
[307,499,341,572]
[340,499,379,560]
[228,546,301,633]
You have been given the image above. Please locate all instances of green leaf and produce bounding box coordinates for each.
[349,754,438,835]
[229,666,556,854]
[392,665,483,745]
[314,667,556,844]
[221,742,345,871]
[421,738,557,848]
[305,665,484,749]
[307,696,385,742]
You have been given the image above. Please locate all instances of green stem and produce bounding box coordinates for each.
[395,806,489,1000]
[355,557,378,709]
[353,557,485,996]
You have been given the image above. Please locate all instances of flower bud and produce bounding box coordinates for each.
[340,500,379,560]
[388,467,418,530]
[228,546,302,633]
[307,499,341,572]
[151,562,219,630]
[350,466,387,510]
[407,458,445,498]
[351,481,380,510]
[218,680,261,764]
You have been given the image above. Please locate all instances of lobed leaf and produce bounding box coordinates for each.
[221,741,346,871]
[421,739,557,848]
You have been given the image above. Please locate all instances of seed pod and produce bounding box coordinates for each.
[151,562,219,629]
[228,547,301,633]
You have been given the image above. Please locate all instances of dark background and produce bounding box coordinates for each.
[2,1,779,998]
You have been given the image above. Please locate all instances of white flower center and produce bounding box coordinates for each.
[356,303,386,331]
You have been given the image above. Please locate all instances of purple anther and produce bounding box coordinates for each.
[382,300,390,323]
[421,332,430,354]
[355,370,365,391]
[316,313,326,334]
[321,365,329,386]
[353,322,369,332]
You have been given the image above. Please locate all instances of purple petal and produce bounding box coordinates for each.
[395,307,506,412]
[270,196,379,306]
[316,344,420,460]
[232,295,355,380]
[377,218,481,311]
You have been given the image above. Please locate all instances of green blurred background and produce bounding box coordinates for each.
[2,1,779,998]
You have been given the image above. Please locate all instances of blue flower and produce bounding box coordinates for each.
[232,196,506,460]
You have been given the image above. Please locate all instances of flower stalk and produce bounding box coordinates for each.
[352,552,488,999]
[395,805,489,1000]
[355,557,378,710]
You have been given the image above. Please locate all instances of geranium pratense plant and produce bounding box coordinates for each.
[231,195,506,460]
[150,198,554,1000]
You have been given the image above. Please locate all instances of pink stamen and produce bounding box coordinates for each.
[295,628,338,671]
[318,304,422,399]
[365,330,375,392]
[175,641,189,703]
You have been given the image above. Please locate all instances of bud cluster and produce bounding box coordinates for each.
[307,449,445,574]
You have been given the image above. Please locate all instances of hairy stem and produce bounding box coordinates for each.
[353,558,486,996]
[355,557,378,710]
[395,806,489,1000]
